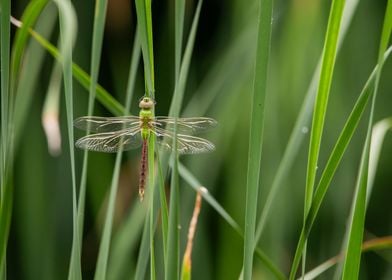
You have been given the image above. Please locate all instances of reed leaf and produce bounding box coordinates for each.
[242,0,273,278]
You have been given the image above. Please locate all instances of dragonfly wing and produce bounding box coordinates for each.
[152,117,217,134]
[152,127,215,154]
[75,128,142,153]
[74,116,141,132]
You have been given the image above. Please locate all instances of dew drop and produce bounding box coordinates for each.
[301,126,309,134]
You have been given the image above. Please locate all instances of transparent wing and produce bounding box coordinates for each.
[151,127,215,154]
[152,117,217,134]
[74,116,141,132]
[75,128,142,153]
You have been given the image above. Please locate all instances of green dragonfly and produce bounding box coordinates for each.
[74,96,216,200]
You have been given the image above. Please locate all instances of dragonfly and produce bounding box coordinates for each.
[74,96,217,201]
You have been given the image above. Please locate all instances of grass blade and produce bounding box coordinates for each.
[289,46,392,280]
[166,155,180,280]
[93,29,140,280]
[69,0,109,278]
[166,2,203,279]
[0,0,11,273]
[175,0,185,81]
[135,0,155,95]
[367,117,392,203]
[51,0,78,279]
[135,0,157,278]
[157,150,169,263]
[299,0,345,276]
[1,0,49,274]
[303,0,345,217]
[341,1,392,278]
[242,0,273,278]
[166,0,185,273]
[0,0,11,188]
[13,5,57,147]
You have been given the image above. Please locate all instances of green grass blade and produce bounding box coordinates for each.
[14,6,58,147]
[367,117,392,203]
[69,0,108,278]
[134,189,163,280]
[242,0,273,278]
[93,28,140,280]
[149,137,157,280]
[51,0,78,279]
[135,0,155,95]
[0,0,11,189]
[9,0,48,101]
[1,0,49,274]
[0,180,12,279]
[0,0,11,272]
[166,2,204,279]
[134,1,157,277]
[175,0,185,81]
[300,0,345,276]
[166,1,185,273]
[288,46,392,280]
[168,0,203,118]
[166,155,180,280]
[304,0,345,217]
[254,0,359,243]
[157,151,169,263]
[105,45,142,274]
[94,149,124,280]
[135,214,151,280]
[341,1,392,278]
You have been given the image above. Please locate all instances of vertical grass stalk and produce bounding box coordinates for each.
[341,1,392,278]
[242,0,273,278]
[51,0,78,279]
[166,1,204,279]
[0,0,11,274]
[1,0,49,276]
[93,28,141,280]
[69,0,108,278]
[135,0,157,278]
[300,0,345,276]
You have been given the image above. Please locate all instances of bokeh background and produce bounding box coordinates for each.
[7,0,392,279]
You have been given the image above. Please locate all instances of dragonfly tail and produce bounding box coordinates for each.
[139,139,148,201]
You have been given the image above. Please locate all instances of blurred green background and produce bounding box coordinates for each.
[6,0,392,279]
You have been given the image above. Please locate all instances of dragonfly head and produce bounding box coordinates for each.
[139,96,155,109]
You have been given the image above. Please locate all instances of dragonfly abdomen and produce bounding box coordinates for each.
[139,139,148,201]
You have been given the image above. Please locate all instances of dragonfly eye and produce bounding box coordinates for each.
[139,96,155,109]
